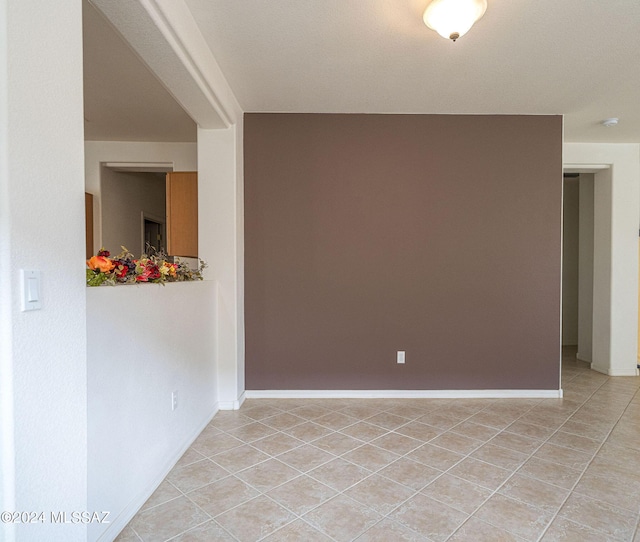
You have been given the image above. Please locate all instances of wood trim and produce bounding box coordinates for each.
[85,192,94,258]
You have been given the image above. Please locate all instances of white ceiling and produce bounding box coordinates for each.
[84,0,640,143]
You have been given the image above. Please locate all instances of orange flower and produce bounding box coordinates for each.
[87,255,115,273]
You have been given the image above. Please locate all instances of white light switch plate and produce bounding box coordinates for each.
[21,269,41,311]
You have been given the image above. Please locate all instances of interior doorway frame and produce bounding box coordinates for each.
[564,156,639,377]
[99,161,173,255]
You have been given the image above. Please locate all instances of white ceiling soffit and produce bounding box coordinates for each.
[83,0,197,142]
[564,164,611,174]
[88,0,240,134]
[184,0,640,143]
[104,162,174,172]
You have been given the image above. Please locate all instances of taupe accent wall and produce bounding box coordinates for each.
[244,114,563,390]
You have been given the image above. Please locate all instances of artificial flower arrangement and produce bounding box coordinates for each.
[86,246,206,286]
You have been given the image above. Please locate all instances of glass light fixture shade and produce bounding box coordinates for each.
[423,0,488,41]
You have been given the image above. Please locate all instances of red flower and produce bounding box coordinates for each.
[115,264,128,280]
[136,262,161,282]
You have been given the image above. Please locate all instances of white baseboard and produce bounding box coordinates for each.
[218,391,246,411]
[95,405,219,542]
[576,352,591,362]
[245,389,563,399]
[590,363,639,377]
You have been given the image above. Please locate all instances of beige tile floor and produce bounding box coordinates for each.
[117,349,640,541]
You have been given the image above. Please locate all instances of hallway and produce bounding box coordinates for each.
[117,351,640,541]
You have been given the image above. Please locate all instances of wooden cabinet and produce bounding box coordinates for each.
[166,171,198,258]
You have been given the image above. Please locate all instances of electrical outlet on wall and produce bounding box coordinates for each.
[171,390,178,411]
[397,351,405,364]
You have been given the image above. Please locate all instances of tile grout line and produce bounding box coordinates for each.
[131,370,555,540]
[164,402,439,540]
[443,364,604,540]
[367,387,592,540]
[156,419,313,542]
[533,374,639,542]
[232,403,409,541]
[325,397,551,540]
[126,363,640,542]
[209,401,472,541]
[215,392,573,540]
[157,474,242,542]
[172,409,372,541]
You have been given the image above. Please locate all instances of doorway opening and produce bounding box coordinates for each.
[100,164,170,257]
[143,214,166,254]
[561,172,595,365]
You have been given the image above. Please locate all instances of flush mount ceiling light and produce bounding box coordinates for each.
[423,0,488,41]
[601,118,619,127]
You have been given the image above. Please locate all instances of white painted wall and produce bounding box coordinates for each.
[0,1,11,535]
[83,10,247,542]
[84,141,197,254]
[592,167,615,374]
[198,123,245,409]
[562,178,579,345]
[0,1,87,541]
[90,0,246,413]
[565,143,640,376]
[101,169,165,256]
[577,174,594,362]
[87,282,218,542]
[236,121,246,398]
